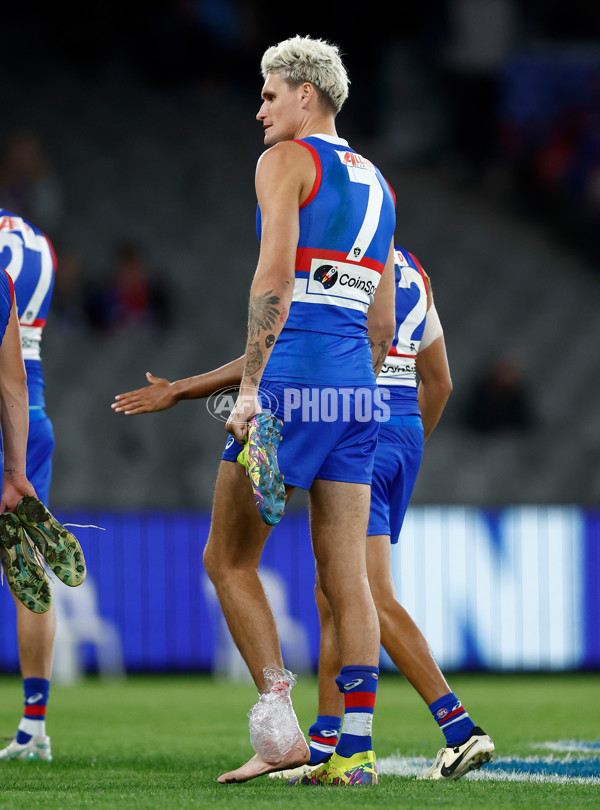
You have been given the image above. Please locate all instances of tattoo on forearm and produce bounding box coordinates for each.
[370,338,389,373]
[248,290,281,340]
[245,341,263,375]
[265,334,275,348]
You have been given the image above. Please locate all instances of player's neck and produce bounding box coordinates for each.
[295,116,337,141]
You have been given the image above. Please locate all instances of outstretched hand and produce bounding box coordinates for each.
[112,372,176,415]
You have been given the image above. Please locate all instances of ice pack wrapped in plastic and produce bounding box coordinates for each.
[248,666,304,763]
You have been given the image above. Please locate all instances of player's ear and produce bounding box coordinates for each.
[300,82,314,105]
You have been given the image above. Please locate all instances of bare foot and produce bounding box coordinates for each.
[217,737,309,783]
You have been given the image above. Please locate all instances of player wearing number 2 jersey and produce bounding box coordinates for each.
[199,35,397,786]
[0,208,56,762]
[0,210,55,502]
[295,247,495,782]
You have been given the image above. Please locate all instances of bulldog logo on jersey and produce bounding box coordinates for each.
[314,264,339,289]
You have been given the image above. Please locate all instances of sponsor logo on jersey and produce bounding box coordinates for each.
[380,360,415,377]
[336,151,376,172]
[0,215,33,233]
[19,325,43,361]
[314,264,339,289]
[394,249,410,267]
[308,260,379,305]
[339,273,377,297]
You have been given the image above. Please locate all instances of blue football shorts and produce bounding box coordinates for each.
[26,415,55,505]
[221,380,381,489]
[0,414,54,504]
[367,417,424,543]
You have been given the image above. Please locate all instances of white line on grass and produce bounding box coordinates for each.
[377,754,600,784]
[534,740,600,754]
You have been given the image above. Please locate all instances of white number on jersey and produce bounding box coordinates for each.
[0,229,53,324]
[395,264,428,354]
[336,151,384,262]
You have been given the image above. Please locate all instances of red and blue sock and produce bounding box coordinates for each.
[16,677,50,744]
[335,665,379,758]
[429,691,475,747]
[308,715,341,764]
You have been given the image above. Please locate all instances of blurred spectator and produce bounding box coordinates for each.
[435,0,522,179]
[0,129,64,233]
[499,49,600,261]
[132,0,257,90]
[51,247,89,332]
[85,241,171,334]
[461,355,536,434]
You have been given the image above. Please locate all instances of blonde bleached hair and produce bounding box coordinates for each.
[260,35,349,115]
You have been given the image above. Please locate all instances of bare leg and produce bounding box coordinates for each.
[14,596,55,680]
[204,460,286,686]
[313,533,451,723]
[309,480,380,669]
[203,460,308,782]
[367,535,450,705]
[314,580,343,718]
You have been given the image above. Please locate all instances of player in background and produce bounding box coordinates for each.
[0,267,37,514]
[0,209,56,762]
[112,251,493,781]
[273,247,494,782]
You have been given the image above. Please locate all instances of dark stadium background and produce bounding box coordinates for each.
[1,1,599,678]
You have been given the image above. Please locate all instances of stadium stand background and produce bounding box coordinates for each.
[1,1,599,511]
[2,2,600,678]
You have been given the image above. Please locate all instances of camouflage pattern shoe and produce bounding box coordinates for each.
[16,496,86,587]
[0,512,52,613]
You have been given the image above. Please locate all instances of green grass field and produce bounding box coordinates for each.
[0,672,598,809]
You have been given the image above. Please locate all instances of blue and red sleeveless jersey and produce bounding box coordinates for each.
[377,247,429,416]
[0,268,15,345]
[0,209,55,413]
[259,134,396,384]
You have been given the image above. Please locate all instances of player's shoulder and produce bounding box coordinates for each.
[394,246,431,290]
[257,139,314,168]
[0,208,44,238]
[256,141,316,192]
